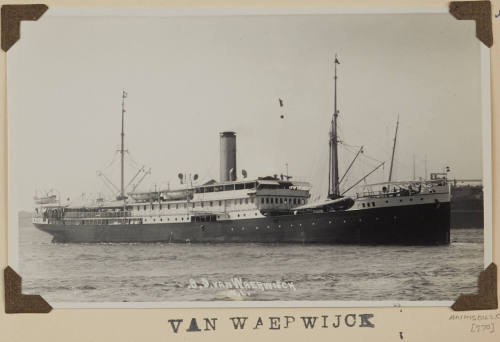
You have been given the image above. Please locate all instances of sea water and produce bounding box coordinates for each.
[18,222,484,303]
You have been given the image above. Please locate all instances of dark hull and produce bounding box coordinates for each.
[34,202,450,245]
[450,199,484,229]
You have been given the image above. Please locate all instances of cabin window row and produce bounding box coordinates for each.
[136,198,256,211]
[194,182,256,193]
[260,197,305,205]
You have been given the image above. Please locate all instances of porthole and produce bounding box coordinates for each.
[410,198,413,201]
[328,221,332,224]
[312,222,315,226]
[343,220,347,223]
[267,225,270,229]
[242,227,245,231]
[372,202,375,206]
[385,200,389,203]
[256,227,259,230]
[359,218,362,222]
[400,199,403,202]
[278,225,281,228]
[231,227,234,231]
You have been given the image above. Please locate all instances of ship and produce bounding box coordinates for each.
[32,58,450,245]
[450,179,483,229]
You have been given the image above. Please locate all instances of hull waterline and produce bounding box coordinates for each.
[34,202,450,245]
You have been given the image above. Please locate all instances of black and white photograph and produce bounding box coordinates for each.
[7,8,491,306]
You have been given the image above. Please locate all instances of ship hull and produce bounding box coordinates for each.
[34,202,450,245]
[450,199,484,229]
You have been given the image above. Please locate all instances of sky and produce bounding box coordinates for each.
[8,11,484,210]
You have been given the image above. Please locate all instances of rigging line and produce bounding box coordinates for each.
[340,145,359,156]
[125,157,142,171]
[124,166,146,192]
[339,146,363,185]
[360,153,384,164]
[100,150,120,171]
[341,143,363,151]
[125,151,142,168]
[341,161,385,196]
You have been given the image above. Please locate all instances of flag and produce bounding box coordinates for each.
[335,56,340,64]
[279,98,283,107]
[123,90,128,98]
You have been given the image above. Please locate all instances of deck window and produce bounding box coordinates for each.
[245,198,248,204]
[266,198,269,204]
[244,182,256,189]
[210,201,213,207]
[280,198,283,204]
[271,198,274,204]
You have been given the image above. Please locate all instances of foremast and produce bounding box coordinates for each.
[328,55,341,199]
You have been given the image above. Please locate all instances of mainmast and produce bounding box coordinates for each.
[388,115,399,182]
[328,55,341,199]
[118,90,127,201]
